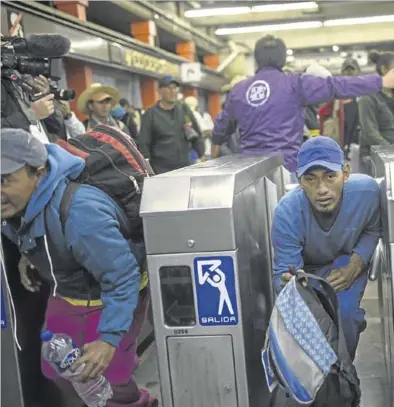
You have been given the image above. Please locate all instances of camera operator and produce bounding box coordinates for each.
[1,33,73,142]
[1,73,68,142]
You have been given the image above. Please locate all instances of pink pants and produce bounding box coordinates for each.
[41,288,157,407]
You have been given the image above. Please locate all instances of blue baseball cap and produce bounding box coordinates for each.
[297,136,344,177]
[158,76,180,88]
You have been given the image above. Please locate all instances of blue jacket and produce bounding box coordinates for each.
[2,145,141,347]
[271,174,380,294]
[213,68,383,172]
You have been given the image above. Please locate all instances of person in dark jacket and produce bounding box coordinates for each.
[1,74,68,406]
[342,59,362,156]
[138,76,205,174]
[1,74,67,142]
[213,35,394,176]
[216,108,240,157]
[1,129,157,407]
[359,51,394,175]
[119,98,139,140]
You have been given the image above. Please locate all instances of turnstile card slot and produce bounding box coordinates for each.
[160,266,196,327]
[167,335,238,407]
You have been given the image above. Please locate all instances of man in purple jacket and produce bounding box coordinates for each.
[213,35,394,174]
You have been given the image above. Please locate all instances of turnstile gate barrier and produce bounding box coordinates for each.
[371,147,394,406]
[1,269,24,407]
[141,155,286,407]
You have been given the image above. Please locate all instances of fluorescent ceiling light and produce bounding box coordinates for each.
[324,15,394,27]
[252,2,318,13]
[215,21,322,36]
[185,2,318,18]
[185,6,251,18]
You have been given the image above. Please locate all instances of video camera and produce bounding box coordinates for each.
[1,34,75,101]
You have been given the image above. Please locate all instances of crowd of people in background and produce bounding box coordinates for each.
[3,36,392,179]
[213,36,394,180]
[1,32,394,407]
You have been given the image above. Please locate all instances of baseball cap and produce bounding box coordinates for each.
[297,136,344,177]
[1,128,48,175]
[342,58,360,72]
[158,76,180,88]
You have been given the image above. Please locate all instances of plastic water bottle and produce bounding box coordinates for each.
[41,330,113,407]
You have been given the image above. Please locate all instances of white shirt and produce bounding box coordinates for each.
[29,122,49,144]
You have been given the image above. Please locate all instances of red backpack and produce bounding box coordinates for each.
[56,124,154,239]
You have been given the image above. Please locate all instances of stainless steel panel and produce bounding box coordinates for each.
[387,243,394,406]
[143,209,235,255]
[372,149,394,406]
[147,251,249,407]
[143,156,283,407]
[373,150,394,243]
[1,274,24,407]
[1,6,9,35]
[266,165,291,200]
[167,336,238,407]
[231,177,277,404]
[141,155,283,255]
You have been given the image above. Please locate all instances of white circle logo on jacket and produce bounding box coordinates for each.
[246,80,271,107]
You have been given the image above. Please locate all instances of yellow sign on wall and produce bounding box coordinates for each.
[124,50,180,77]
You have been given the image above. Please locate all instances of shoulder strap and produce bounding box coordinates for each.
[296,272,341,330]
[59,182,81,234]
[296,272,354,362]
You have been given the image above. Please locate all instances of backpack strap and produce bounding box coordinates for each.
[59,182,81,234]
[296,272,341,328]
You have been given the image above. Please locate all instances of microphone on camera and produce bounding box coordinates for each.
[24,34,71,58]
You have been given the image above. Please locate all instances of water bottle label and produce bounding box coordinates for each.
[57,347,81,372]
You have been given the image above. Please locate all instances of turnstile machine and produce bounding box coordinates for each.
[371,147,394,406]
[1,270,25,407]
[141,155,287,407]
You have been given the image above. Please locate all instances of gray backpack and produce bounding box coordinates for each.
[263,271,361,407]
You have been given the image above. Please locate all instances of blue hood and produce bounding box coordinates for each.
[24,144,85,224]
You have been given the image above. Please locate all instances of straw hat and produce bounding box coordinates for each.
[77,83,120,115]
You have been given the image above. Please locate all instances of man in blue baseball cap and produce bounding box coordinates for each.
[271,136,381,360]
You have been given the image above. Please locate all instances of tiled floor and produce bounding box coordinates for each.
[355,281,390,407]
[135,342,162,403]
[134,281,390,407]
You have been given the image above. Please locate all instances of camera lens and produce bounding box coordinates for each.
[17,57,50,77]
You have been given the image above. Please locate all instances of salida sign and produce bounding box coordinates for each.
[194,256,239,326]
